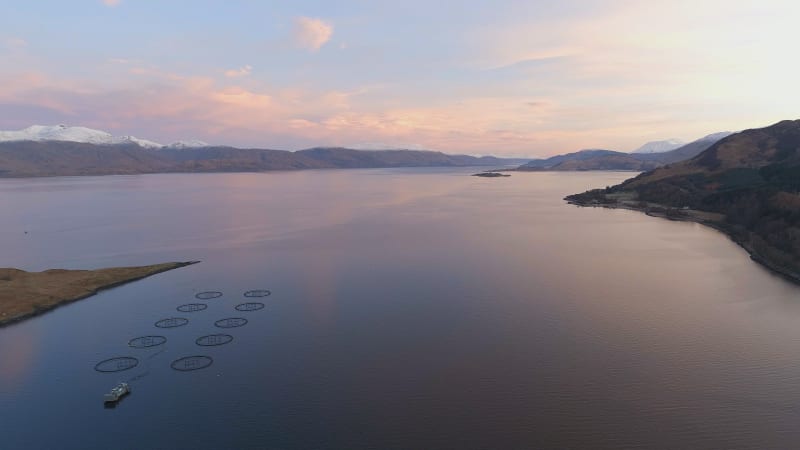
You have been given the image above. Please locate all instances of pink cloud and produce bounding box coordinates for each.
[0,69,669,155]
[224,65,252,78]
[293,17,333,51]
[0,56,783,157]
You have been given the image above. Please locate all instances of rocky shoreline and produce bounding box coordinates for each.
[565,198,800,286]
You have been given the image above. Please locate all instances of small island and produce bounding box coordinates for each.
[0,261,198,326]
[473,172,511,178]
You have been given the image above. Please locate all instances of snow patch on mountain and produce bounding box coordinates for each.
[112,135,164,149]
[631,139,686,154]
[165,140,210,149]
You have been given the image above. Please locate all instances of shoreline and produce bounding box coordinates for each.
[565,199,800,286]
[0,261,199,327]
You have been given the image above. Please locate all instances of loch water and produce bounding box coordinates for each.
[1,168,800,449]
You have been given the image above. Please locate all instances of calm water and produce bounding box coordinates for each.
[1,168,800,449]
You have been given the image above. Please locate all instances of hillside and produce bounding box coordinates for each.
[516,149,657,171]
[0,141,525,177]
[0,141,175,177]
[295,147,517,168]
[566,120,800,282]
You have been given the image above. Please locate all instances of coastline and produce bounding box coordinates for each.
[565,199,800,286]
[0,261,199,327]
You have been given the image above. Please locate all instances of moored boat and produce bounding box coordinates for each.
[103,382,130,403]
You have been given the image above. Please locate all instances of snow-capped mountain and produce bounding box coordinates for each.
[631,139,686,154]
[0,124,164,148]
[696,131,734,142]
[1,124,117,145]
[0,124,210,149]
[165,140,210,149]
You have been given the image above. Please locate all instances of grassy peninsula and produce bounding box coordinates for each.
[0,261,198,326]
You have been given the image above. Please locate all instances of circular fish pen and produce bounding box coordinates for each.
[171,355,213,372]
[195,291,223,300]
[177,303,208,313]
[214,317,248,328]
[94,356,139,373]
[235,302,265,312]
[195,334,234,346]
[244,289,271,298]
[128,335,167,348]
[154,317,189,328]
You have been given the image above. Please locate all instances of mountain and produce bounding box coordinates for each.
[0,124,116,145]
[0,141,526,177]
[0,124,165,148]
[519,149,620,168]
[647,132,734,165]
[515,132,732,171]
[566,120,800,283]
[0,124,211,149]
[632,139,686,154]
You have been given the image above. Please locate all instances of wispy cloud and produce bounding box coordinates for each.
[292,17,333,51]
[4,37,27,51]
[101,0,121,7]
[224,65,252,78]
[107,58,133,65]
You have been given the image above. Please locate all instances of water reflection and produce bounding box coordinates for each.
[0,322,41,389]
[1,168,800,449]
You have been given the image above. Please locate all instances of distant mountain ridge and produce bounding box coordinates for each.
[516,131,733,171]
[0,124,529,177]
[0,141,527,177]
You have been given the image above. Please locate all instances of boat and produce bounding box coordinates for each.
[103,382,130,403]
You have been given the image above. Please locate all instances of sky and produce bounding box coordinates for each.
[1,0,799,157]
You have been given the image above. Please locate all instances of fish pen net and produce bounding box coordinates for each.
[177,303,208,313]
[235,302,265,312]
[195,291,223,300]
[95,356,139,373]
[171,355,213,371]
[128,335,167,348]
[195,334,234,346]
[244,289,271,298]
[154,317,189,328]
[214,317,248,328]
